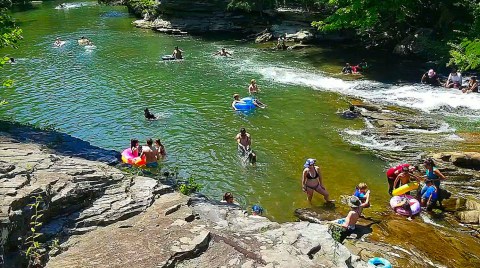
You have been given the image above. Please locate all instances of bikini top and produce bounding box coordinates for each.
[306,169,319,180]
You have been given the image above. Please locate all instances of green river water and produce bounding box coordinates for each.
[2,1,472,222]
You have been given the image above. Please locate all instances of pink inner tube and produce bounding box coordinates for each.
[390,195,421,216]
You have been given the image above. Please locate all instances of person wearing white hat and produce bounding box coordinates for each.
[301,158,333,203]
[421,69,441,86]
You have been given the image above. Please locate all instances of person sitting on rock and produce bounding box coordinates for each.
[462,76,478,93]
[144,108,157,120]
[341,105,359,119]
[420,180,438,210]
[331,196,361,236]
[421,69,441,86]
[214,48,232,57]
[172,46,183,59]
[445,69,463,89]
[342,63,352,74]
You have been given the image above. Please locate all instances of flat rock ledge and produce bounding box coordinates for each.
[0,135,172,266]
[47,195,368,268]
[0,134,367,267]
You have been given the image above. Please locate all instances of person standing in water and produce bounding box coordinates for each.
[386,163,414,195]
[393,166,421,195]
[235,128,256,164]
[154,139,166,159]
[248,79,260,96]
[130,138,141,157]
[173,46,183,59]
[301,158,333,203]
[140,138,159,168]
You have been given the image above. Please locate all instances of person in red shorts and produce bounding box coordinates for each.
[386,164,416,195]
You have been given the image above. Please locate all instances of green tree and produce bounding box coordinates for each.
[0,8,22,105]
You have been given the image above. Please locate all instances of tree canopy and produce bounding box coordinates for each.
[312,0,480,71]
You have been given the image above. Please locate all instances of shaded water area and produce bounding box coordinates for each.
[1,1,479,226]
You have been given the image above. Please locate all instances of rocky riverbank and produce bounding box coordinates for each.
[0,127,367,267]
[101,0,350,46]
[1,118,480,267]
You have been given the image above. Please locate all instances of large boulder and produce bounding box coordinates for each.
[432,152,480,170]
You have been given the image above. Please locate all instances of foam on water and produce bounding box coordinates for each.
[402,122,455,134]
[244,64,480,118]
[55,2,97,10]
[342,129,405,151]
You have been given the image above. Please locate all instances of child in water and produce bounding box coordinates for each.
[353,182,370,216]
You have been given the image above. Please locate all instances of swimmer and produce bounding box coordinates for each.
[301,158,333,203]
[130,138,140,157]
[251,204,264,217]
[154,139,166,159]
[221,192,236,204]
[78,36,90,46]
[53,37,64,47]
[144,108,157,120]
[7,57,15,64]
[248,79,260,95]
[231,93,266,110]
[140,138,159,168]
[341,105,359,119]
[214,48,232,57]
[172,46,183,60]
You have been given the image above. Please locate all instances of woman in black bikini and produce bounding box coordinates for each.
[302,158,332,203]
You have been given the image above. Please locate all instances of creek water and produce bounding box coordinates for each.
[1,1,479,223]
